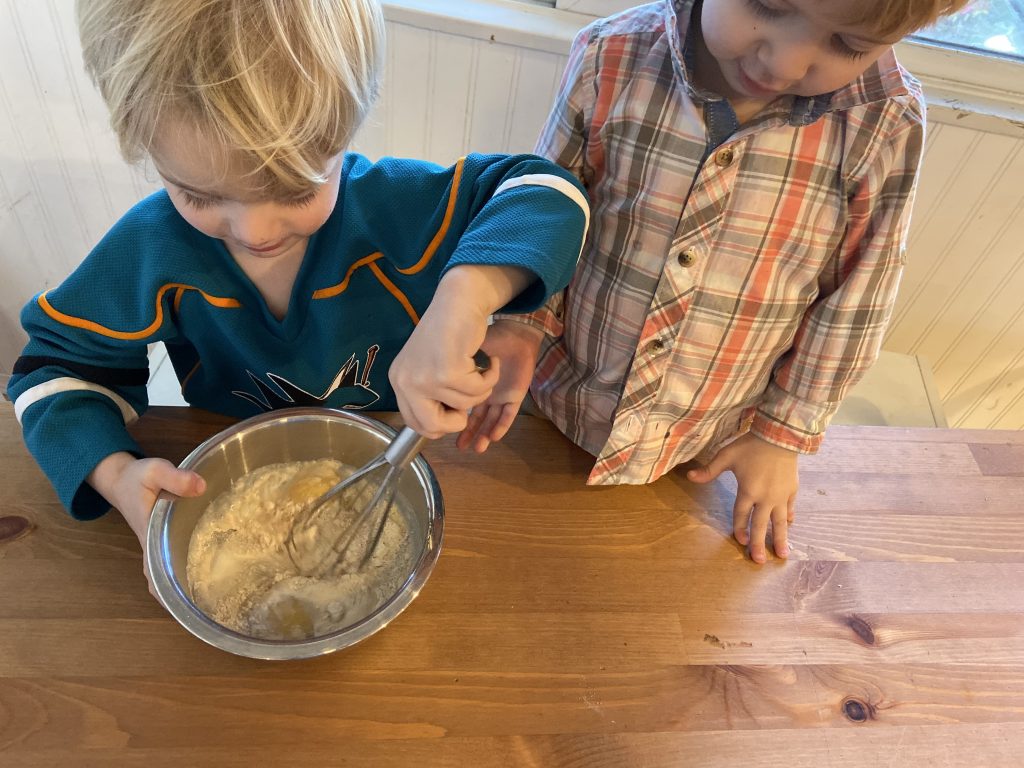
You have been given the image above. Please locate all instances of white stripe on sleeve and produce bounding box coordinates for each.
[14,377,140,425]
[493,174,591,240]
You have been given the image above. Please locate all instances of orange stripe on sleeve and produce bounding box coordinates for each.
[312,160,466,319]
[397,157,465,276]
[38,285,241,341]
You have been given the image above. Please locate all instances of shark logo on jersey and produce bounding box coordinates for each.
[233,345,381,412]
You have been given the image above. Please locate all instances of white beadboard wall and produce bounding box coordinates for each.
[2,1,1023,430]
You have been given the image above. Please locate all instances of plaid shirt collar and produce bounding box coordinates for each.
[664,0,913,127]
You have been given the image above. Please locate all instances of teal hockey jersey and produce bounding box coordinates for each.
[9,152,589,518]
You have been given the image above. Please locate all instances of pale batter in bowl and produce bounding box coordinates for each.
[186,459,414,641]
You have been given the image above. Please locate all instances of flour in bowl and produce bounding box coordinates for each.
[186,459,415,641]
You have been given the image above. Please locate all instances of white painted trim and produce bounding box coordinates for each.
[385,0,1024,135]
[895,40,1024,135]
[383,0,581,56]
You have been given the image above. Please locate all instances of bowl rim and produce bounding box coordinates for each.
[146,407,444,660]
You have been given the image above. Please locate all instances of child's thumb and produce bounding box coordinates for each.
[161,468,207,499]
[686,462,720,484]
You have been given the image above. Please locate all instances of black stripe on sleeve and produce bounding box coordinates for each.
[13,356,150,388]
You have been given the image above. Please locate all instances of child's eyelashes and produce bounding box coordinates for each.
[742,0,872,61]
[177,189,318,209]
[831,38,870,61]
[743,0,784,20]
[284,191,318,208]
[180,190,218,210]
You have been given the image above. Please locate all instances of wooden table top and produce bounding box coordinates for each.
[0,403,1022,767]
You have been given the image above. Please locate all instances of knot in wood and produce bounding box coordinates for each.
[0,516,34,544]
[847,614,876,645]
[842,697,870,723]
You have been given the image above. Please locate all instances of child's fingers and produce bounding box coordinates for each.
[435,388,490,413]
[432,372,497,408]
[456,400,520,452]
[732,495,754,547]
[448,357,500,397]
[747,505,770,564]
[394,354,498,408]
[686,464,714,484]
[142,460,206,498]
[172,470,206,498]
[470,403,521,453]
[469,406,504,453]
[456,406,496,452]
[473,406,503,441]
[404,399,472,439]
[487,403,518,443]
[771,506,790,558]
[407,417,463,440]
[686,449,731,484]
[456,409,488,451]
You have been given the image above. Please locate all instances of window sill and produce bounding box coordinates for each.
[383,0,580,56]
[383,0,1024,137]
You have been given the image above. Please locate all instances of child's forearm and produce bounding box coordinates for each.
[87,451,138,508]
[435,264,533,321]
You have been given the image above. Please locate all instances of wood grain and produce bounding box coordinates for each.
[1,404,1022,766]
[3,726,1024,768]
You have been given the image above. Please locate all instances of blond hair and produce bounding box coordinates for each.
[77,0,385,193]
[841,0,974,41]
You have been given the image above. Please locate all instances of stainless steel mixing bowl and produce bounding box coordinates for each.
[146,408,443,660]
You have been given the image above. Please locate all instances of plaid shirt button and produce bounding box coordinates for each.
[678,249,698,267]
[714,147,735,167]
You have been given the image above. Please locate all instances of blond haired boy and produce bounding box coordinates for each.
[8,0,589,582]
[461,0,969,563]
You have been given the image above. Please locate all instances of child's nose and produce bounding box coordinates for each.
[229,203,284,247]
[760,22,825,85]
[763,41,816,84]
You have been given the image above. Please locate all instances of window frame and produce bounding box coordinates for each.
[545,0,1024,127]
[384,0,1024,133]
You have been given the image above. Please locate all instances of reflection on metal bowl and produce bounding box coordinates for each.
[146,408,443,660]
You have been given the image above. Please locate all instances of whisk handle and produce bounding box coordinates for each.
[383,426,429,469]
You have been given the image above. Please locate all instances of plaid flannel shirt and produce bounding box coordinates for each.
[506,0,926,485]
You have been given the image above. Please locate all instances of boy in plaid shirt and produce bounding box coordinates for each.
[460,0,969,563]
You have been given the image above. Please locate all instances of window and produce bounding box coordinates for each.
[546,0,1024,62]
[917,0,1023,59]
[528,0,1024,121]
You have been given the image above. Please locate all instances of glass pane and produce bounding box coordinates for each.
[912,0,1024,60]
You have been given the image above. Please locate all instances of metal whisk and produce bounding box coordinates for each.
[285,350,490,579]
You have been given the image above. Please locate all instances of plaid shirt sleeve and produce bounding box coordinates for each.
[752,97,926,453]
[494,25,597,337]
